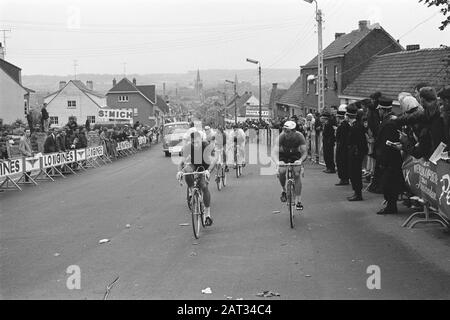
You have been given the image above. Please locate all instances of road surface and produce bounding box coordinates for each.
[1,144,449,300]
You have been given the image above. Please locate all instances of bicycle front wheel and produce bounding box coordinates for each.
[222,167,227,188]
[288,182,295,229]
[191,193,201,239]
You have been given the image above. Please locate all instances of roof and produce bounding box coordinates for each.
[269,88,287,108]
[107,78,156,104]
[0,58,21,85]
[303,25,400,68]
[44,80,106,107]
[342,48,450,101]
[277,76,303,108]
[225,92,254,110]
[156,95,169,113]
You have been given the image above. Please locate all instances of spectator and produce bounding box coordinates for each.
[346,103,368,202]
[26,111,34,133]
[56,128,67,152]
[395,87,447,160]
[0,130,11,159]
[19,129,33,181]
[85,118,91,132]
[438,88,450,148]
[335,105,350,186]
[43,128,58,153]
[321,111,336,174]
[374,97,404,215]
[41,103,49,133]
[67,116,78,132]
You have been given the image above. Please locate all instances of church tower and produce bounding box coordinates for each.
[194,69,203,102]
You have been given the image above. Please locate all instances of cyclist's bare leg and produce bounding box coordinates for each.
[293,166,302,203]
[278,166,287,192]
[199,176,211,218]
[183,165,195,198]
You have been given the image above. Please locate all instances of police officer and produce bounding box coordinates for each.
[335,104,350,186]
[374,97,404,214]
[321,111,336,174]
[346,104,368,201]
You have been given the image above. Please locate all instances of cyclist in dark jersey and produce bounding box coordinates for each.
[177,131,216,226]
[273,121,307,210]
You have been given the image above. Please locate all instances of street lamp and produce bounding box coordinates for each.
[303,0,325,113]
[246,58,262,122]
[225,80,238,125]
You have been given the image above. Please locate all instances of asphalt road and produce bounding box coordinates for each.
[1,144,449,300]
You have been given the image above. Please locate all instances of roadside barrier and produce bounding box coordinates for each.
[0,135,154,192]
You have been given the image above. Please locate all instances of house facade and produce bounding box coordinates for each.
[0,44,34,125]
[225,92,267,122]
[106,78,166,127]
[300,20,403,114]
[44,80,106,128]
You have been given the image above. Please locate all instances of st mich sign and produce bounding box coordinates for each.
[98,109,133,122]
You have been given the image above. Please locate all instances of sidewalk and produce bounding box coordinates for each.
[303,162,450,281]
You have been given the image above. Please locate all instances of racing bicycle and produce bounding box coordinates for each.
[279,163,304,229]
[180,168,208,239]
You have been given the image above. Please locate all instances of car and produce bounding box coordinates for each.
[162,122,190,157]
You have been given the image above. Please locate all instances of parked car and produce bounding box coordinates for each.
[162,122,189,157]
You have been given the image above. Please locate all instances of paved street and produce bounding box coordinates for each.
[1,144,449,300]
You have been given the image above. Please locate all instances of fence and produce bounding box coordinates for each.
[0,132,153,192]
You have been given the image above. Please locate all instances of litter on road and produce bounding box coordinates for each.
[256,291,280,298]
[53,253,60,257]
[201,287,212,294]
[125,224,131,228]
[179,223,189,226]
[99,239,110,244]
[272,211,281,214]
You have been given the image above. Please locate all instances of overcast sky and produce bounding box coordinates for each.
[1,0,449,76]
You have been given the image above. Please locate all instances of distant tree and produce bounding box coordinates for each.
[419,0,450,30]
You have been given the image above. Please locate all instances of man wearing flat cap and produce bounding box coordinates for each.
[321,111,336,174]
[374,97,404,215]
[346,104,368,201]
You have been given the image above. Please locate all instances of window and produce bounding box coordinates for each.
[324,67,328,90]
[118,95,129,102]
[306,74,310,94]
[50,116,59,125]
[24,100,28,115]
[87,116,95,124]
[67,100,76,108]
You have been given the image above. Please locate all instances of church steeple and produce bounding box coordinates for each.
[194,69,203,102]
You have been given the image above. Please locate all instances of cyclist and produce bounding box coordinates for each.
[183,121,206,144]
[214,126,229,172]
[272,120,307,210]
[229,124,246,167]
[177,131,216,226]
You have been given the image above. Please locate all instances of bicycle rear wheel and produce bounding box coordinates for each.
[288,182,295,229]
[191,193,201,239]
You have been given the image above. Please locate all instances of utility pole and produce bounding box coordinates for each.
[258,64,262,122]
[316,8,325,113]
[0,29,11,59]
[73,60,78,79]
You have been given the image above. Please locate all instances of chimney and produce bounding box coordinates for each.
[0,42,4,60]
[133,78,136,85]
[112,78,117,87]
[406,44,420,51]
[59,81,66,89]
[358,20,370,31]
[86,80,93,90]
[335,33,345,40]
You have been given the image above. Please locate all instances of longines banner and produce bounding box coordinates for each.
[41,150,76,168]
[402,156,450,220]
[0,158,23,178]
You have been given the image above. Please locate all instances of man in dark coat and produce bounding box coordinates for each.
[366,92,383,194]
[346,104,368,201]
[374,97,404,215]
[335,104,350,186]
[43,128,58,153]
[438,88,450,150]
[321,111,336,173]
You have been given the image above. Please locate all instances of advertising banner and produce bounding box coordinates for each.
[75,149,87,161]
[116,141,133,151]
[0,158,23,178]
[41,150,76,169]
[98,109,133,121]
[403,156,450,220]
[86,146,104,159]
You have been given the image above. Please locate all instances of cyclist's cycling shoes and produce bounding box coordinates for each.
[280,192,287,203]
[205,216,213,227]
[296,202,304,211]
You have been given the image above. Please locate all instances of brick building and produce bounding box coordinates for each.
[300,20,403,114]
